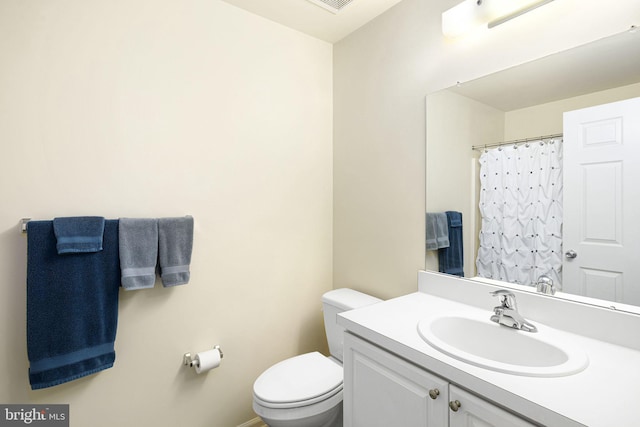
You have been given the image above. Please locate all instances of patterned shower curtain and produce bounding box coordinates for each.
[476,138,563,287]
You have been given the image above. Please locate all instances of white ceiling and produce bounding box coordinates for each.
[219,1,640,109]
[449,29,640,111]
[219,0,404,43]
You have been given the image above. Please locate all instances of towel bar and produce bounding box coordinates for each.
[20,218,31,234]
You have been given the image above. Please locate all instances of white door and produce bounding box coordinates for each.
[449,386,536,427]
[563,97,640,305]
[342,333,449,427]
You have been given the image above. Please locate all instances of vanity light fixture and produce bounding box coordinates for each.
[442,0,554,38]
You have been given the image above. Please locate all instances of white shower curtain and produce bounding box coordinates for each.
[476,138,563,287]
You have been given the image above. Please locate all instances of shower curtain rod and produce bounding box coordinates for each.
[471,133,563,152]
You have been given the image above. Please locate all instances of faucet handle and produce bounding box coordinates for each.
[536,275,556,295]
[490,289,517,310]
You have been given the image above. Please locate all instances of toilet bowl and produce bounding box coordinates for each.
[253,352,343,427]
[252,289,382,427]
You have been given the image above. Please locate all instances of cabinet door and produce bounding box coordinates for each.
[449,386,537,427]
[343,333,448,427]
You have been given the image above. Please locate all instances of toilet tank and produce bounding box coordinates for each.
[322,288,382,363]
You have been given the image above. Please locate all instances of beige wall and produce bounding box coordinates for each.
[425,91,503,277]
[333,0,640,298]
[505,82,640,139]
[0,1,332,426]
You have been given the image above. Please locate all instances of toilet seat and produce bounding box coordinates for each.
[253,352,343,409]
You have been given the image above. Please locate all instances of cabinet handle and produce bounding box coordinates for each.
[428,388,440,400]
[449,400,461,412]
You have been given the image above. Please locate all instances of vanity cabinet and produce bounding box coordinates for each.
[448,386,536,427]
[343,332,536,427]
[343,331,448,426]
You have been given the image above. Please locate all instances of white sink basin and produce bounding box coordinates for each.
[417,313,588,377]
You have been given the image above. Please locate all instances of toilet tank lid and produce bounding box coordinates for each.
[322,288,382,310]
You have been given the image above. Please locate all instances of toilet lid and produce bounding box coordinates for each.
[254,352,343,405]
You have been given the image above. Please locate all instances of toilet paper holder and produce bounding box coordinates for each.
[183,345,224,368]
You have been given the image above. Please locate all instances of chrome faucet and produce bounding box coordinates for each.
[489,290,537,333]
[536,275,556,295]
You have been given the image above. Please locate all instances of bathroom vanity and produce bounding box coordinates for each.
[338,271,640,427]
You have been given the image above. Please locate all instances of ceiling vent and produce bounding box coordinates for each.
[306,0,355,14]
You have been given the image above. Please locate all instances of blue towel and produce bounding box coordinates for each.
[53,216,105,254]
[158,216,194,287]
[438,211,464,277]
[27,220,120,390]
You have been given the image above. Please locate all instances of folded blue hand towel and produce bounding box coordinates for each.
[438,211,464,277]
[119,218,158,290]
[158,216,194,287]
[53,216,105,254]
[27,220,120,390]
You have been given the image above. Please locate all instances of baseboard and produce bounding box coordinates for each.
[237,417,266,427]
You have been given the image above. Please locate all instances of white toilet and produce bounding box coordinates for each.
[252,288,382,427]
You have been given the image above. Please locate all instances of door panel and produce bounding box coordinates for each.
[563,97,640,305]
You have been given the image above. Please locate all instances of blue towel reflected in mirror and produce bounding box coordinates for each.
[438,211,464,277]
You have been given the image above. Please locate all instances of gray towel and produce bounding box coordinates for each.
[119,218,158,290]
[426,212,450,250]
[158,216,194,287]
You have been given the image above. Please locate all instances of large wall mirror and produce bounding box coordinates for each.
[425,29,640,312]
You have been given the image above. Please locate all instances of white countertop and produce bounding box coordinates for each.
[338,290,640,427]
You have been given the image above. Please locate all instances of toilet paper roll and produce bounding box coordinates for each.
[194,348,221,374]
